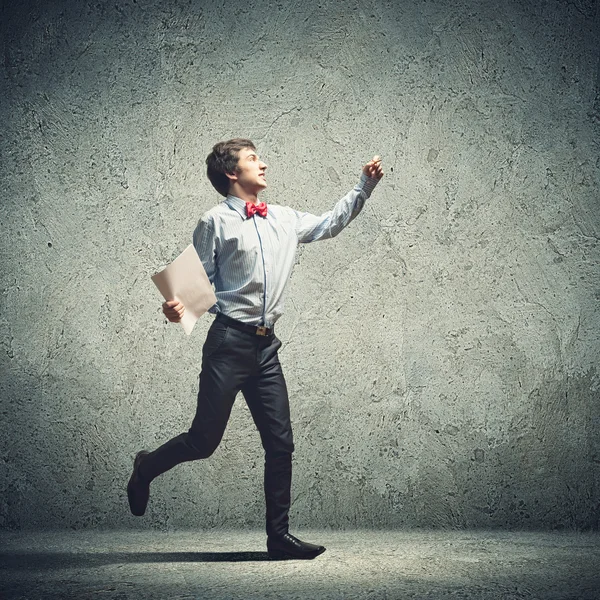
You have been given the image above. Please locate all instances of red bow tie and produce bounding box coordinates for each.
[246,201,268,218]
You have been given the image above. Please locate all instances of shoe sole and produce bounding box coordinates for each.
[267,547,326,560]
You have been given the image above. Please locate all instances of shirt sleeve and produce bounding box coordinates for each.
[293,173,379,244]
[192,215,217,284]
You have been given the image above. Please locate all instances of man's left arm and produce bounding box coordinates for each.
[294,156,384,244]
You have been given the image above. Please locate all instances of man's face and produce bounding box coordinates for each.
[228,147,268,194]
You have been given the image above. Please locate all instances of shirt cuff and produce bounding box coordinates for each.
[359,172,379,196]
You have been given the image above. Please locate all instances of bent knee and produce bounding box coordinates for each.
[187,431,220,459]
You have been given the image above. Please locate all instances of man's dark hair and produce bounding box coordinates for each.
[206,138,256,197]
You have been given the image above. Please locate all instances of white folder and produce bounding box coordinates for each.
[151,244,217,335]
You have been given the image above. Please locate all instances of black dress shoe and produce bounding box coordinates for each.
[267,533,326,560]
[127,450,150,516]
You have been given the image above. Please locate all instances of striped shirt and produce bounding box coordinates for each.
[193,173,379,327]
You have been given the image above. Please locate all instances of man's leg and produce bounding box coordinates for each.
[242,336,293,538]
[242,335,325,559]
[128,320,253,515]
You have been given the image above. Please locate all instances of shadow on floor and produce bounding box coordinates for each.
[0,550,272,569]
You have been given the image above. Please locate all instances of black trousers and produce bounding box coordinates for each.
[138,316,294,537]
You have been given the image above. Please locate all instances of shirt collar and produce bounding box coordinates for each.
[224,194,249,220]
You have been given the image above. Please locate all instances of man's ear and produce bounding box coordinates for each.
[225,171,238,183]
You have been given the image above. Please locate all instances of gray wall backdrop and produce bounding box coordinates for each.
[1,0,599,531]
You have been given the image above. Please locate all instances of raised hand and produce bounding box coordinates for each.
[363,155,384,180]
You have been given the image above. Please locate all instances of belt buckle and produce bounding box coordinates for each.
[256,325,268,336]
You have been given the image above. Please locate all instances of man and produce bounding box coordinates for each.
[128,138,383,559]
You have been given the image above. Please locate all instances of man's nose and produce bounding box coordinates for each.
[260,161,267,170]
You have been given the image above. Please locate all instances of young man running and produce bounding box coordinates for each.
[128,139,383,559]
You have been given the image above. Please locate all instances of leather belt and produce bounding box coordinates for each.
[216,312,274,337]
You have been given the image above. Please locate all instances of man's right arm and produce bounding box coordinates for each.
[192,215,218,283]
[162,215,218,323]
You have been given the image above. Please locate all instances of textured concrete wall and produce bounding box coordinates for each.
[1,0,599,531]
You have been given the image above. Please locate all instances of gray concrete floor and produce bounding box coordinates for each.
[0,529,599,600]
